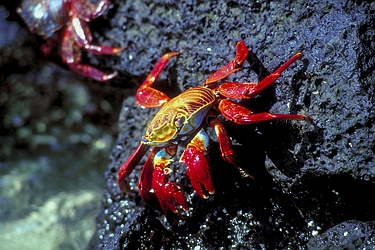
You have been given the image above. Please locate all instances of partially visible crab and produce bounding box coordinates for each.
[118,40,312,214]
[17,0,126,81]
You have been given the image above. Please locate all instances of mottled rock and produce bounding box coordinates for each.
[308,221,375,249]
[89,0,375,249]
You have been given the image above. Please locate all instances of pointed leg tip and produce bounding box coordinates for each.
[181,204,189,211]
[102,71,118,81]
[164,202,187,214]
[164,51,180,59]
[170,208,179,213]
[196,186,215,199]
[303,115,313,123]
[116,45,128,53]
[237,40,247,49]
[289,52,303,63]
[203,189,215,198]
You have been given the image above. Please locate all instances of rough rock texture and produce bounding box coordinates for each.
[85,0,375,249]
[308,221,375,249]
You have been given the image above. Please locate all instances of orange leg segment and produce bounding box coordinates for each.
[136,52,180,108]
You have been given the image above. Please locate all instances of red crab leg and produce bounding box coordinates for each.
[209,119,255,179]
[136,52,179,108]
[152,144,188,213]
[68,64,119,81]
[204,40,248,87]
[180,129,215,199]
[62,22,82,64]
[71,17,127,55]
[217,53,303,99]
[71,0,111,22]
[62,19,125,81]
[118,143,150,192]
[138,148,163,212]
[218,99,313,124]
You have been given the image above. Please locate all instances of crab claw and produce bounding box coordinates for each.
[180,129,215,198]
[181,145,215,198]
[153,166,188,213]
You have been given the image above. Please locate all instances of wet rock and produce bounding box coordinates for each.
[89,0,375,249]
[308,221,375,249]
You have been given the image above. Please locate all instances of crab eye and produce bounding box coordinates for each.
[174,116,185,128]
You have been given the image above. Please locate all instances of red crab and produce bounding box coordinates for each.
[17,0,126,81]
[118,40,312,214]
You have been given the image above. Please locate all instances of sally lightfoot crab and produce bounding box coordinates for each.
[118,40,312,214]
[17,0,126,81]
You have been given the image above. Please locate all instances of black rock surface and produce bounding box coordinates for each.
[75,0,374,249]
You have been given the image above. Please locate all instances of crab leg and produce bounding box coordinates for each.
[209,119,255,179]
[118,143,150,192]
[137,148,163,212]
[62,19,125,81]
[152,144,188,213]
[204,40,248,87]
[136,52,180,108]
[217,53,303,99]
[180,129,215,198]
[68,64,118,81]
[70,17,127,55]
[218,99,313,124]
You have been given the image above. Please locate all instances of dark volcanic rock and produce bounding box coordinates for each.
[89,0,375,249]
[308,221,375,249]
